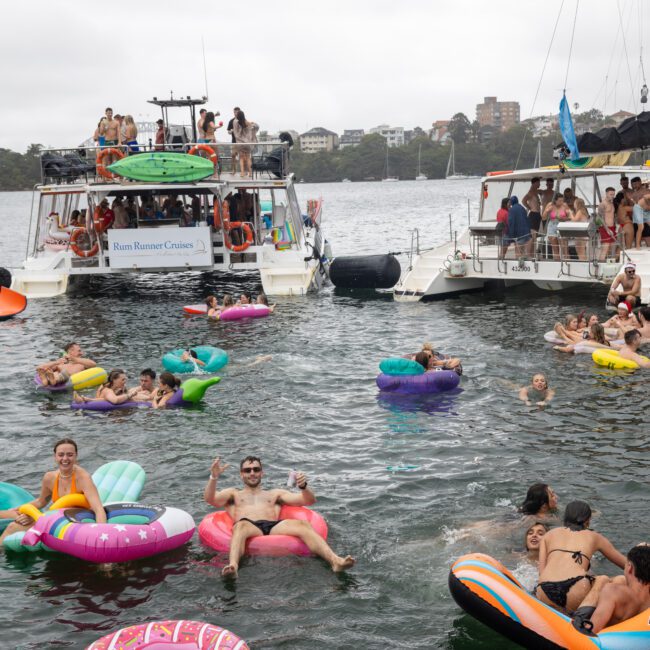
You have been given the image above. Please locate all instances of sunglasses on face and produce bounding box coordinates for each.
[241,467,261,474]
[627,270,635,274]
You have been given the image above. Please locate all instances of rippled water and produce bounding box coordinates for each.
[0,181,647,649]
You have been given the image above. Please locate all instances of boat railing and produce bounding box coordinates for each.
[39,141,291,186]
[468,220,623,280]
[407,228,420,270]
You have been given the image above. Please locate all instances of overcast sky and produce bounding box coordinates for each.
[1,0,648,152]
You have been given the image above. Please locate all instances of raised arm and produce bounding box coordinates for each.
[276,471,316,507]
[204,457,236,507]
[596,533,626,569]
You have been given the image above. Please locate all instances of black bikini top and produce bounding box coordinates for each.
[547,548,591,570]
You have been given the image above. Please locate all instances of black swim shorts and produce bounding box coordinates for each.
[237,518,280,535]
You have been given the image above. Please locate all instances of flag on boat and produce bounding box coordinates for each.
[559,93,579,161]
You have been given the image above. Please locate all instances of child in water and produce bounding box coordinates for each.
[518,373,554,407]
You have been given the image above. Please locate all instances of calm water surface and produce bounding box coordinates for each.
[0,181,647,649]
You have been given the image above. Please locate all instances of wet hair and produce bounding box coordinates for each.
[414,351,430,370]
[205,295,217,308]
[105,369,126,388]
[240,455,262,470]
[563,500,592,531]
[53,438,77,453]
[236,110,247,128]
[186,349,198,359]
[525,522,549,550]
[627,545,650,584]
[590,323,607,345]
[63,342,78,352]
[159,371,181,389]
[257,293,269,306]
[140,368,156,380]
[500,197,509,210]
[624,328,641,345]
[519,483,550,515]
[639,307,650,322]
[223,293,234,307]
[531,373,548,389]
[564,313,578,328]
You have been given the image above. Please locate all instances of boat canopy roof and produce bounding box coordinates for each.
[147,96,207,108]
[557,110,650,156]
[482,165,650,183]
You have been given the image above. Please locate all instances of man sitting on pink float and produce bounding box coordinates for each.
[203,455,355,577]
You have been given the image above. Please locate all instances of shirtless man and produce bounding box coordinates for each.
[597,187,618,261]
[36,342,96,386]
[619,176,633,200]
[204,456,355,577]
[131,368,156,401]
[607,262,642,307]
[636,307,650,341]
[603,302,641,334]
[523,177,542,252]
[197,109,207,142]
[617,329,650,368]
[572,544,650,634]
[540,178,555,211]
[227,106,241,174]
[99,107,121,146]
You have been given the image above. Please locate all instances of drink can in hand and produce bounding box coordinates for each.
[287,470,297,488]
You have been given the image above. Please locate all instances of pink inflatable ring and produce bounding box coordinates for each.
[219,304,270,321]
[199,505,328,556]
[86,619,249,650]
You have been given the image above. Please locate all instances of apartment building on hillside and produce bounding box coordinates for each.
[476,96,520,131]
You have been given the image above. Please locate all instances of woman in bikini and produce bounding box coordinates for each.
[73,369,140,405]
[518,373,555,405]
[572,198,590,261]
[615,191,635,249]
[536,501,626,614]
[542,193,573,260]
[553,323,618,354]
[553,313,583,344]
[0,438,105,544]
[151,372,181,409]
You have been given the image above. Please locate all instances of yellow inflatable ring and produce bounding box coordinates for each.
[50,493,90,510]
[18,503,43,521]
[592,348,648,370]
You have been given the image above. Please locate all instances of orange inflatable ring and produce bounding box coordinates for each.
[96,148,125,179]
[213,200,222,228]
[188,144,218,167]
[70,227,99,258]
[220,200,252,252]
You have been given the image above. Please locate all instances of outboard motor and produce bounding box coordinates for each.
[329,254,401,289]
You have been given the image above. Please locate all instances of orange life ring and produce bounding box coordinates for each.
[188,144,218,167]
[213,201,222,228]
[96,148,125,179]
[70,227,99,258]
[225,222,253,252]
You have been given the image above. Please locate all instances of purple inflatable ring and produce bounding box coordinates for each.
[376,369,460,394]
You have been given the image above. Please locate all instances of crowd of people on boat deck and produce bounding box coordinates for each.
[91,106,260,174]
[496,175,650,259]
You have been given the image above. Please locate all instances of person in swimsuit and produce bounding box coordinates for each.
[571,198,590,261]
[180,349,206,368]
[204,456,355,577]
[571,543,650,634]
[414,348,463,376]
[151,372,181,409]
[614,191,635,249]
[519,483,558,518]
[73,369,140,405]
[0,438,106,544]
[603,302,641,335]
[36,342,97,387]
[205,295,221,319]
[607,262,642,308]
[518,373,555,405]
[536,501,626,614]
[542,193,573,260]
[553,323,616,354]
[553,313,583,344]
[525,522,549,562]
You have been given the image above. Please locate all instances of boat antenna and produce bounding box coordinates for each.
[202,36,209,100]
[513,0,565,170]
[639,0,648,110]
[615,0,637,111]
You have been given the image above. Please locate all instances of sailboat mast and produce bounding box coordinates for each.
[446,140,454,177]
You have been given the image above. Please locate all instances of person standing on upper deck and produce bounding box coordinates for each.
[523,177,542,253]
[155,119,165,151]
[227,107,241,174]
[232,111,259,178]
[99,108,121,147]
[541,178,555,214]
[197,109,207,143]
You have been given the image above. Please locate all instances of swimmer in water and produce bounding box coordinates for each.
[525,522,549,563]
[553,314,582,344]
[205,295,221,319]
[553,323,617,354]
[518,373,554,406]
[256,292,275,313]
[519,483,558,518]
[180,349,206,367]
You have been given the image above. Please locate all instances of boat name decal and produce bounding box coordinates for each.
[111,241,194,252]
[510,264,532,272]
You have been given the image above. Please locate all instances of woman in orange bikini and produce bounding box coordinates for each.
[0,438,105,544]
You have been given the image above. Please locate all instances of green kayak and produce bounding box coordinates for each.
[108,152,215,182]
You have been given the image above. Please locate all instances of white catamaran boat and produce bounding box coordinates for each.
[10,97,331,299]
[394,164,650,303]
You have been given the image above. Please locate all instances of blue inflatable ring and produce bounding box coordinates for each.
[162,346,228,374]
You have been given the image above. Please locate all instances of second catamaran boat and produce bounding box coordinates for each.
[10,97,331,299]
